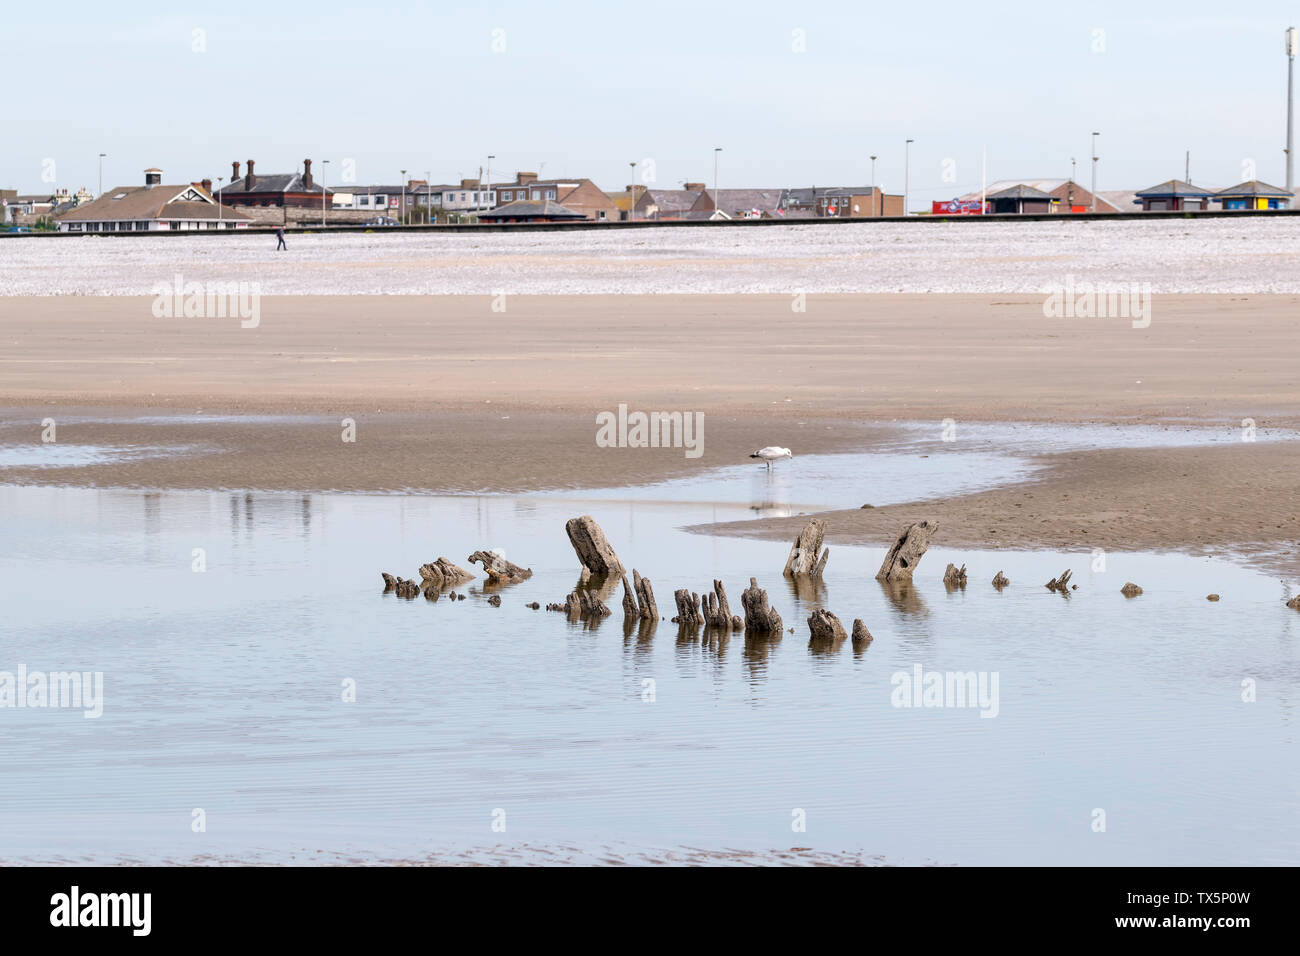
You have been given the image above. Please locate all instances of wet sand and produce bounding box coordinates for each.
[2,293,1298,575]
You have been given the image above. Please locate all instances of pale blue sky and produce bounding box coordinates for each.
[7,1,1300,205]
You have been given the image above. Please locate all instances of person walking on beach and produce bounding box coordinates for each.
[275,226,286,251]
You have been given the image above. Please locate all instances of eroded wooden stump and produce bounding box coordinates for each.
[992,571,1010,589]
[875,520,938,583]
[1046,569,1073,593]
[943,563,968,589]
[784,518,830,578]
[851,619,873,645]
[467,550,532,584]
[807,608,848,642]
[701,579,743,630]
[741,577,783,633]
[420,557,475,589]
[565,515,624,577]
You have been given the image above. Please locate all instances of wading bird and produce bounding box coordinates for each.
[750,446,793,469]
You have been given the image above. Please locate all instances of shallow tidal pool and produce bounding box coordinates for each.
[0,472,1297,865]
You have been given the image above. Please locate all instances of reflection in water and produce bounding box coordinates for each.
[785,573,827,604]
[808,632,846,657]
[2,482,1297,866]
[878,579,930,619]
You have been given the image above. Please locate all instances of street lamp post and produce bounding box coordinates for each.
[870,155,877,217]
[400,169,407,225]
[904,139,914,216]
[98,153,106,198]
[1287,27,1298,191]
[1090,132,1100,212]
[322,159,329,228]
[629,162,637,221]
[425,170,432,225]
[713,147,722,217]
[217,176,224,224]
[486,155,494,216]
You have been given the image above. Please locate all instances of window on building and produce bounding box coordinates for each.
[501,190,513,201]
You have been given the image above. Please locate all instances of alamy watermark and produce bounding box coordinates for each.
[1,665,103,718]
[1042,275,1151,328]
[596,403,704,459]
[891,664,999,718]
[151,272,261,328]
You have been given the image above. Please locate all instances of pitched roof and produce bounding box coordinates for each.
[1215,179,1293,198]
[985,184,1055,200]
[477,198,586,220]
[692,188,790,213]
[1134,179,1215,198]
[219,172,330,196]
[639,189,703,214]
[56,185,252,222]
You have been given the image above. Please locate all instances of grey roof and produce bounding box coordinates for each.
[986,184,1055,201]
[696,188,790,213]
[478,198,586,220]
[1215,180,1293,198]
[785,185,875,203]
[1134,179,1215,198]
[639,189,702,213]
[219,172,330,195]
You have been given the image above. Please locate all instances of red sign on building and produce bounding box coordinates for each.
[932,199,988,215]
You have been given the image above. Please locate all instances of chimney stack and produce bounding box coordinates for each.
[201,178,212,194]
[303,158,313,188]
[516,171,538,185]
[245,159,256,192]
[232,161,240,183]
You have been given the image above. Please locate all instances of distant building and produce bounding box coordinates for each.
[984,184,1058,214]
[218,159,332,208]
[784,185,902,218]
[494,173,617,221]
[1133,180,1215,212]
[689,188,790,219]
[959,179,1122,213]
[477,199,587,223]
[1214,180,1293,210]
[55,168,251,232]
[633,184,707,220]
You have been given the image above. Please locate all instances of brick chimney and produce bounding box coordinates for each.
[516,171,538,185]
[201,178,212,194]
[684,182,707,192]
[302,158,313,189]
[232,161,240,183]
[245,159,256,192]
[459,177,480,189]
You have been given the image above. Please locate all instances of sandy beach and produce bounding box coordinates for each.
[1,292,1298,575]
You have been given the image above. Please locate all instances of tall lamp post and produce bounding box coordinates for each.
[904,139,914,216]
[400,169,407,225]
[426,170,432,225]
[321,159,329,228]
[713,147,722,217]
[629,162,637,221]
[1287,27,1297,191]
[217,176,224,224]
[486,155,494,215]
[97,153,106,198]
[870,155,877,217]
[1090,132,1100,212]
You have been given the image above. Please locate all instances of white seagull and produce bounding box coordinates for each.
[750,446,793,469]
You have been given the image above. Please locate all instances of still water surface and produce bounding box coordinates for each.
[0,442,1297,864]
